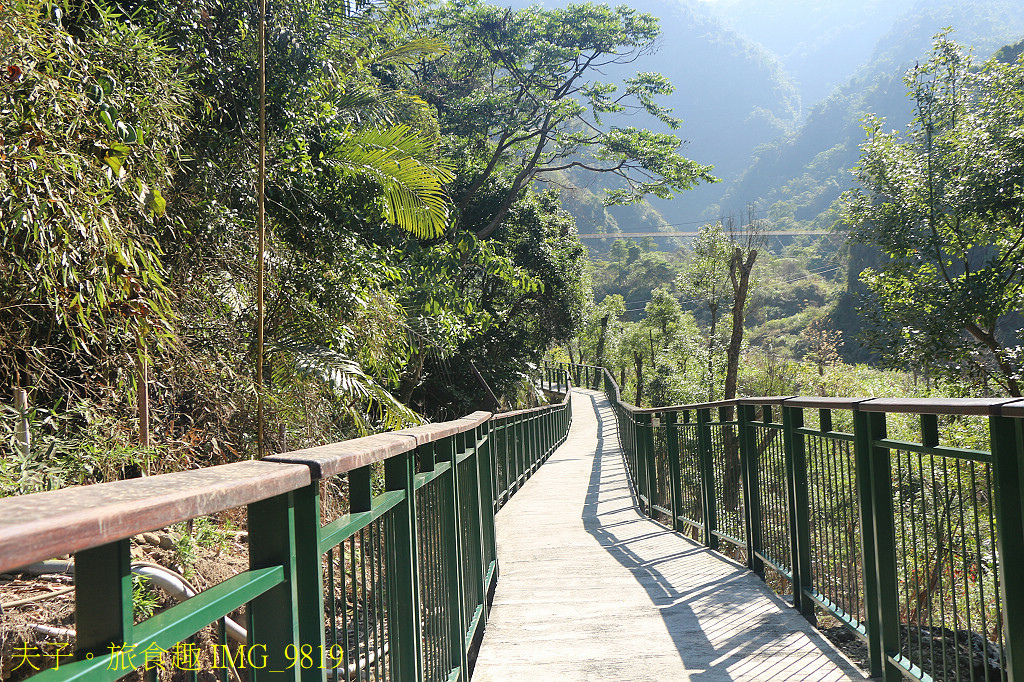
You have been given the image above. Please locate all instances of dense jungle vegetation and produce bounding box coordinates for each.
[0,0,719,491]
[4,0,1024,494]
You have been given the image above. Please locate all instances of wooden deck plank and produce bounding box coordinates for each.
[474,389,867,682]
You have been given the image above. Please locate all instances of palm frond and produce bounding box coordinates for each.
[330,124,454,239]
[268,340,425,433]
[366,38,450,66]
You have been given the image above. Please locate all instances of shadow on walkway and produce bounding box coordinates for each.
[579,390,864,681]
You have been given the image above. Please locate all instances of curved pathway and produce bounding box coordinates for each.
[473,389,865,681]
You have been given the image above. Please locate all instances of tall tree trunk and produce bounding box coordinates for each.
[722,244,757,511]
[965,322,1021,397]
[724,246,757,401]
[633,351,644,407]
[706,303,718,402]
[595,314,610,367]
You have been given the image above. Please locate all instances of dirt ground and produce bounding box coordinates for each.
[0,518,250,682]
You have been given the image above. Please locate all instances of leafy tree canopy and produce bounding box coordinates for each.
[844,32,1024,395]
[408,0,717,239]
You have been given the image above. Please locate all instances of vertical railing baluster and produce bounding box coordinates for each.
[739,404,765,578]
[782,403,814,622]
[385,448,423,681]
[990,414,1024,682]
[696,407,718,550]
[667,411,684,534]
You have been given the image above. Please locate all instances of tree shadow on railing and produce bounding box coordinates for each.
[578,390,865,681]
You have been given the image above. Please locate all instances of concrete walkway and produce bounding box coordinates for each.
[473,389,866,681]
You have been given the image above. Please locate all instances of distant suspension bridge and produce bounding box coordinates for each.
[576,230,840,239]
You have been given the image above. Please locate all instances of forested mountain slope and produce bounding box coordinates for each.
[722,0,1024,230]
[709,0,917,107]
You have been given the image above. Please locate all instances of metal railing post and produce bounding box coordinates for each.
[739,404,764,578]
[990,414,1024,682]
[645,413,659,515]
[859,409,901,681]
[516,415,523,477]
[248,491,302,682]
[465,426,488,625]
[73,539,133,660]
[292,483,325,682]
[696,407,718,549]
[528,414,537,472]
[850,406,882,678]
[666,411,684,533]
[636,413,652,514]
[441,434,470,677]
[782,404,814,622]
[385,449,424,681]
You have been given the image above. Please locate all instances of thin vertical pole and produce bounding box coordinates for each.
[13,387,29,457]
[135,331,149,450]
[256,0,267,459]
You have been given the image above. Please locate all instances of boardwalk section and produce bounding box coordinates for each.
[473,389,865,681]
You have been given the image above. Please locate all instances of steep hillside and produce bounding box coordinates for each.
[722,0,1024,228]
[709,0,917,107]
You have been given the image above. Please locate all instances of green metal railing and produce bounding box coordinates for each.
[0,369,572,682]
[566,362,1024,682]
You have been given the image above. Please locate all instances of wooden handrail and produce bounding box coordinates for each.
[568,362,1024,417]
[0,460,311,574]
[264,412,491,479]
[0,411,498,570]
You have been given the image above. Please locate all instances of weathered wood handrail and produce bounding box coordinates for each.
[0,375,573,681]
[612,392,1024,416]
[262,411,492,478]
[0,460,312,575]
